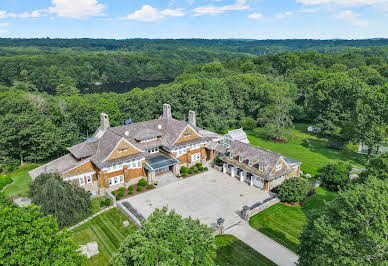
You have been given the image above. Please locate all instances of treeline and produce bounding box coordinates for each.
[0,50,387,172]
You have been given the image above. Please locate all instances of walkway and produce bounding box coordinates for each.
[67,206,114,231]
[225,221,299,266]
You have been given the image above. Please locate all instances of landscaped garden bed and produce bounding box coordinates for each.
[178,163,208,178]
[111,178,154,201]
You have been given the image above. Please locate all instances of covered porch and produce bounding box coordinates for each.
[144,153,180,185]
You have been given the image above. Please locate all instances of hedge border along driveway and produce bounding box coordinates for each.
[249,187,337,253]
[70,207,138,266]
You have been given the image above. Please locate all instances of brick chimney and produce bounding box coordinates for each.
[100,113,110,130]
[163,103,172,118]
[189,110,196,126]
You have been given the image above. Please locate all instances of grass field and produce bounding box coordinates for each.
[70,207,138,266]
[1,164,40,197]
[249,187,337,252]
[246,123,366,175]
[215,235,276,266]
[90,196,109,215]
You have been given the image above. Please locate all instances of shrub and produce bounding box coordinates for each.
[100,200,105,207]
[119,187,125,193]
[147,185,153,189]
[319,162,352,191]
[118,191,124,197]
[111,191,115,196]
[0,176,12,191]
[138,179,147,187]
[128,185,134,191]
[136,186,143,192]
[242,116,257,130]
[277,177,311,203]
[182,173,187,177]
[196,163,202,168]
[105,198,111,206]
[188,169,194,174]
[194,169,198,173]
[190,166,195,170]
[180,166,187,173]
[204,167,208,171]
[116,195,121,200]
[128,191,133,195]
[198,166,203,171]
[213,156,222,166]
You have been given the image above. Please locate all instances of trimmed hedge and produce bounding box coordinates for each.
[105,198,111,206]
[119,187,125,193]
[204,167,208,171]
[116,195,121,200]
[194,169,198,173]
[147,185,153,189]
[128,185,134,191]
[180,166,187,173]
[118,191,124,197]
[277,177,311,203]
[188,169,194,174]
[136,186,143,192]
[138,179,147,187]
[198,166,204,171]
[128,191,133,195]
[182,172,187,177]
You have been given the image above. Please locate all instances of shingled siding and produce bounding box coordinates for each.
[270,159,287,174]
[175,126,201,144]
[61,161,97,178]
[106,139,142,161]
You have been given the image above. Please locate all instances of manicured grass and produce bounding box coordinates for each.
[249,187,337,253]
[70,207,138,266]
[90,196,110,215]
[1,164,40,197]
[215,235,276,266]
[246,123,366,175]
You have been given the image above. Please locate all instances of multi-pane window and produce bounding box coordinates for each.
[86,175,92,183]
[109,175,124,187]
[259,164,263,172]
[248,161,253,167]
[191,153,200,162]
[79,177,85,185]
[276,163,282,171]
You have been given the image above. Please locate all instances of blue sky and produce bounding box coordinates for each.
[0,0,387,39]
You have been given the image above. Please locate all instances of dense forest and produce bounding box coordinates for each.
[0,39,387,173]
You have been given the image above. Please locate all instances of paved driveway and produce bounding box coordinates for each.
[122,168,271,229]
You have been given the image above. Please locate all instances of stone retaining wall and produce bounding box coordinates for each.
[117,202,143,229]
[242,196,280,220]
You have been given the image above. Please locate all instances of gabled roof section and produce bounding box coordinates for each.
[172,124,202,145]
[29,154,79,179]
[68,140,99,159]
[133,128,162,141]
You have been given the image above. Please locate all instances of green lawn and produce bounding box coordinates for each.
[1,164,40,197]
[215,235,276,266]
[90,196,109,215]
[249,187,337,253]
[246,123,366,175]
[70,207,138,266]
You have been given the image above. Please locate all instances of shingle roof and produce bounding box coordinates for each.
[68,140,99,159]
[225,128,250,144]
[206,141,228,154]
[29,154,80,179]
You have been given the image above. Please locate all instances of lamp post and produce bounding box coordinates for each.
[216,218,225,235]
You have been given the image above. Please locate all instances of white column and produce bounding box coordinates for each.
[240,170,244,182]
[250,175,253,187]
[223,163,227,174]
[231,167,235,177]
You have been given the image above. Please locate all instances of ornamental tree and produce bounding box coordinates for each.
[360,153,388,182]
[111,207,216,266]
[277,177,311,203]
[0,202,83,265]
[298,177,388,265]
[319,162,352,191]
[29,173,91,228]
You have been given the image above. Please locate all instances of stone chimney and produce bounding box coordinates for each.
[163,103,172,118]
[188,110,196,126]
[100,113,110,130]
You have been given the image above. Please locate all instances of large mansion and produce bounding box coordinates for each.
[30,104,301,195]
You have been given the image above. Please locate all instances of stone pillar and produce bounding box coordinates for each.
[240,170,244,182]
[231,167,235,178]
[250,175,253,187]
[223,163,227,174]
[172,164,179,175]
[241,206,250,221]
[147,171,155,185]
[216,218,225,235]
[123,165,130,183]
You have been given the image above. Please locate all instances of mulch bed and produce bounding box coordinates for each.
[111,183,155,201]
[270,136,287,143]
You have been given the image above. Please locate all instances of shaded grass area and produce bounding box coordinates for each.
[70,207,138,266]
[246,123,366,175]
[249,187,337,253]
[215,235,276,266]
[90,196,109,215]
[1,164,40,197]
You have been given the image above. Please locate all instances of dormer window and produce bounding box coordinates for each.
[259,164,263,172]
[119,147,128,153]
[239,156,242,163]
[229,152,233,159]
[248,160,253,167]
[276,163,282,171]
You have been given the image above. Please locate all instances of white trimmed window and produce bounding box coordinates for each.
[191,153,200,162]
[229,152,233,159]
[109,175,124,187]
[248,161,253,167]
[239,156,242,163]
[137,161,141,168]
[86,174,92,183]
[276,163,282,171]
[259,164,263,172]
[79,177,85,186]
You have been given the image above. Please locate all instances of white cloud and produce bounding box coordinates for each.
[122,5,185,22]
[161,8,185,17]
[48,0,104,18]
[0,10,44,18]
[276,11,294,19]
[296,0,388,7]
[297,8,318,13]
[193,0,249,16]
[248,12,262,19]
[334,10,368,26]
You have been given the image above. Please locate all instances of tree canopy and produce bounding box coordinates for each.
[29,173,91,228]
[319,162,352,191]
[298,177,388,265]
[111,207,216,266]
